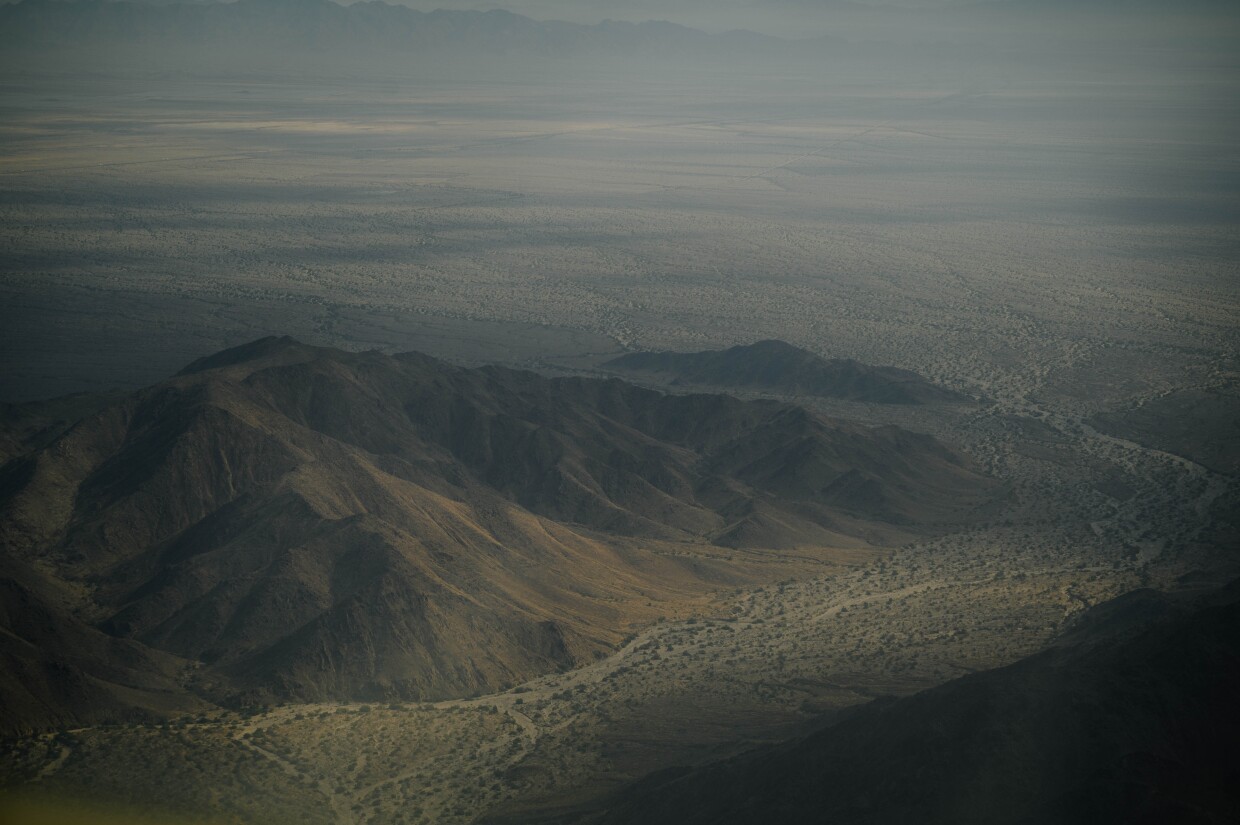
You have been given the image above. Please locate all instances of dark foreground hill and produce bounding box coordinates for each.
[0,337,999,733]
[501,583,1240,825]
[604,340,970,405]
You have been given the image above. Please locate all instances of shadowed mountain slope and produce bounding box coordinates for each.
[605,340,970,405]
[0,555,208,736]
[503,583,1240,825]
[0,337,999,730]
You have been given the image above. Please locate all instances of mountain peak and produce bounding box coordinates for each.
[733,339,802,354]
[175,335,304,376]
[605,341,968,405]
[235,0,340,8]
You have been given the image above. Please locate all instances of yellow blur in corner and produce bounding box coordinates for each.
[0,795,230,825]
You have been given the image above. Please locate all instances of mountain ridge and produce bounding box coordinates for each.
[0,0,806,59]
[605,340,971,405]
[0,336,1000,732]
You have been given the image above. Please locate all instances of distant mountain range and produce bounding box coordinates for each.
[605,340,971,405]
[495,582,1240,825]
[0,0,796,59]
[0,337,999,733]
[0,0,1227,71]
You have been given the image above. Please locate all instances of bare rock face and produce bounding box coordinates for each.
[0,337,1001,730]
